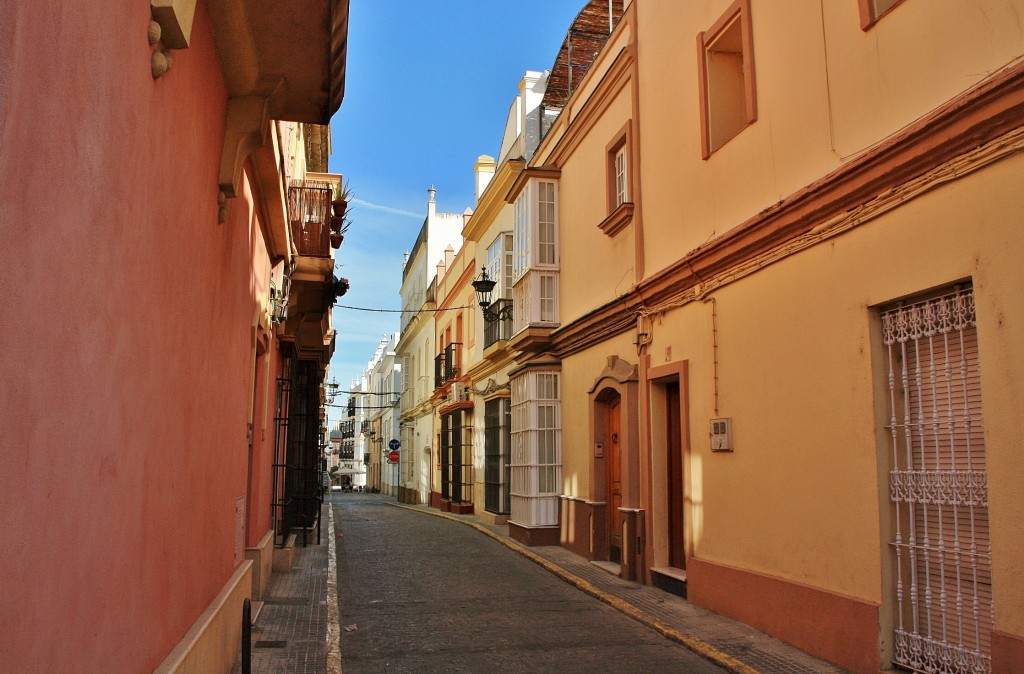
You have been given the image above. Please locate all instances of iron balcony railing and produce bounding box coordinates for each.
[483,299,514,349]
[434,342,461,389]
[288,180,333,258]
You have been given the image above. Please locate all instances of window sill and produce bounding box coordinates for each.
[598,202,634,237]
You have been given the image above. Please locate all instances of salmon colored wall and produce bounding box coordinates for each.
[0,1,265,671]
[248,332,281,547]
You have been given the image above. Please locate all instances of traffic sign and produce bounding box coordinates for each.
[387,449,400,464]
[389,438,401,451]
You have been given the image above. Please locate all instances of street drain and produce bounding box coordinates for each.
[254,640,287,649]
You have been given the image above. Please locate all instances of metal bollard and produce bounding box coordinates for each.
[242,597,251,674]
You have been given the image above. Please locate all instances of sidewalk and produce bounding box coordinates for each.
[231,498,338,674]
[239,493,847,674]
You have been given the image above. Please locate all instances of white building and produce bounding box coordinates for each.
[396,188,468,504]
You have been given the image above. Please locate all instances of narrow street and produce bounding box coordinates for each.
[332,494,725,673]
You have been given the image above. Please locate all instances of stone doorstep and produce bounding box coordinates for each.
[591,560,622,576]
[650,566,688,599]
[272,533,298,572]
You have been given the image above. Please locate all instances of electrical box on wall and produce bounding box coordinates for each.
[710,418,732,452]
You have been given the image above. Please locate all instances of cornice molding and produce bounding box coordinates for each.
[506,167,562,204]
[464,159,525,240]
[546,44,636,169]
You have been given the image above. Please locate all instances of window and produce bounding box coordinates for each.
[879,286,993,673]
[858,0,906,30]
[613,145,628,206]
[440,409,473,504]
[486,233,513,300]
[513,185,530,281]
[697,0,756,158]
[510,371,561,528]
[484,398,512,515]
[537,182,557,266]
[512,178,559,281]
[510,175,560,334]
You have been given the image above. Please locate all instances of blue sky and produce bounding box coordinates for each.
[325,1,585,422]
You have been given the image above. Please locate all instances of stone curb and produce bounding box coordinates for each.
[326,503,342,674]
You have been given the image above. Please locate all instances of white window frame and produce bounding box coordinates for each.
[614,144,628,207]
[509,370,561,528]
[486,232,514,300]
[511,177,560,335]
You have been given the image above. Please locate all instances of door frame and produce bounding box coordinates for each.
[588,356,641,572]
[645,359,693,572]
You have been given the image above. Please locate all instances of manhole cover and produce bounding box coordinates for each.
[254,640,287,649]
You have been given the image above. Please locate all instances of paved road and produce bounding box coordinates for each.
[333,494,724,673]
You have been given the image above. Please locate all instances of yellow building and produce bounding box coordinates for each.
[507,0,1024,671]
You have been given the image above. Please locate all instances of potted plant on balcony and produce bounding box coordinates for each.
[331,179,351,217]
[330,180,352,249]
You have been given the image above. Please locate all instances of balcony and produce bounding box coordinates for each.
[289,180,333,258]
[483,299,514,349]
[434,343,461,389]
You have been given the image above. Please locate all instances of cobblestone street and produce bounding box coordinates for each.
[333,493,725,674]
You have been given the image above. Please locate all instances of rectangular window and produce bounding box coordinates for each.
[879,286,993,673]
[484,398,512,515]
[539,273,558,324]
[440,410,473,504]
[486,233,514,300]
[613,144,628,207]
[503,233,513,298]
[509,371,561,528]
[510,175,560,335]
[513,186,530,281]
[537,181,557,266]
[697,0,756,158]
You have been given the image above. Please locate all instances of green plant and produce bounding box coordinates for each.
[331,179,353,235]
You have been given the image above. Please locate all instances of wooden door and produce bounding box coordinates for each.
[606,397,623,563]
[666,382,686,568]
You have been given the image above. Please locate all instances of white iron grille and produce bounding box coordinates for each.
[881,288,993,674]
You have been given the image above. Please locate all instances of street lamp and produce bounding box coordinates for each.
[471,267,513,323]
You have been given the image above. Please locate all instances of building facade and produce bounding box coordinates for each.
[395,189,467,504]
[0,1,349,671]
[505,0,1024,672]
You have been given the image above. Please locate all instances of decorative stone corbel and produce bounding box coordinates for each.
[150,0,197,49]
[216,76,284,222]
[218,95,271,198]
[149,0,195,80]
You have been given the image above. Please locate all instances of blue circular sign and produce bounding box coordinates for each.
[389,439,401,451]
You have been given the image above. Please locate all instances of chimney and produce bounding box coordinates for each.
[427,185,436,218]
[474,155,496,203]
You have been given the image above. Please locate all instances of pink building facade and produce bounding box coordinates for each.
[0,1,348,671]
